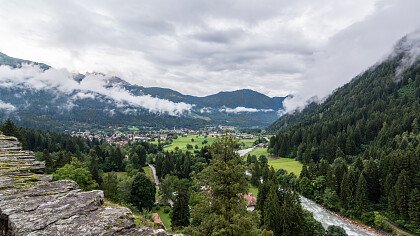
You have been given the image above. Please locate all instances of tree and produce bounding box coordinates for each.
[355,173,369,213]
[302,210,326,236]
[323,188,340,211]
[408,188,420,223]
[171,179,191,229]
[326,225,347,236]
[159,175,179,204]
[263,183,282,235]
[42,149,53,174]
[102,172,119,201]
[395,170,410,219]
[299,177,314,198]
[53,158,98,191]
[130,173,156,210]
[88,150,102,185]
[191,135,260,235]
[1,119,21,140]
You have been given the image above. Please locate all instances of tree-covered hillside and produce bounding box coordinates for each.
[268,36,420,234]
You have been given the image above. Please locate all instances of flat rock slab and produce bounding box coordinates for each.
[0,135,168,236]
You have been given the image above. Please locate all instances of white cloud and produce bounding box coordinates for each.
[0,64,192,115]
[0,100,16,112]
[219,107,274,114]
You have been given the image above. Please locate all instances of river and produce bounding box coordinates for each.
[300,196,379,236]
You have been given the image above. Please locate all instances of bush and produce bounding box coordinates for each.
[361,211,375,226]
[163,206,171,214]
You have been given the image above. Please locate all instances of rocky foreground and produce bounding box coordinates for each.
[0,134,167,236]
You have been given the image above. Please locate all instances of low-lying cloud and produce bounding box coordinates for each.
[0,64,192,115]
[0,100,16,112]
[219,107,274,114]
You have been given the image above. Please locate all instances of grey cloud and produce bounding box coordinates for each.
[0,0,412,100]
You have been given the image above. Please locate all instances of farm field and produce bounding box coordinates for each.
[162,134,257,151]
[163,135,217,151]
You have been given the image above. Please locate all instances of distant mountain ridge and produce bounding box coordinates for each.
[0,52,285,131]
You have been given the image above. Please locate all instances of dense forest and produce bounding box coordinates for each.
[268,41,420,234]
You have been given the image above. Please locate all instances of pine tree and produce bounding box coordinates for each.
[191,135,259,235]
[408,188,420,223]
[355,173,369,213]
[1,119,21,140]
[300,165,310,179]
[263,183,282,235]
[130,173,156,210]
[102,172,119,201]
[395,170,410,219]
[171,179,191,229]
[42,149,53,174]
[88,149,102,185]
[363,159,380,203]
[340,171,351,209]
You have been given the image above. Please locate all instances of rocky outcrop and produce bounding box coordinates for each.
[0,134,168,236]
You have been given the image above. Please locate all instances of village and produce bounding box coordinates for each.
[70,125,262,146]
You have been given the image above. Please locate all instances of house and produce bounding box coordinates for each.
[152,213,165,229]
[243,193,257,212]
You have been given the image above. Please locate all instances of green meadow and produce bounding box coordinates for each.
[249,147,303,175]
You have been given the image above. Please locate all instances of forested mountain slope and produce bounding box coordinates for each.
[268,34,420,234]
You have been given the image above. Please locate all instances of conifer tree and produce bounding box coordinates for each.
[408,188,420,223]
[395,170,410,219]
[355,173,369,213]
[171,179,191,229]
[263,183,282,235]
[130,173,156,210]
[191,135,259,235]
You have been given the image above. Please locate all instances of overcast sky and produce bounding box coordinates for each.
[0,0,419,110]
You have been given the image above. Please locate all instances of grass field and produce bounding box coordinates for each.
[249,147,271,157]
[248,183,258,196]
[164,135,217,151]
[249,147,303,175]
[268,158,303,175]
[238,138,257,148]
[143,166,154,183]
[160,135,257,151]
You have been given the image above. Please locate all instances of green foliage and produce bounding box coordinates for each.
[159,175,179,204]
[53,158,98,191]
[325,225,348,236]
[323,188,340,211]
[0,119,21,140]
[171,179,191,229]
[130,173,156,210]
[191,135,260,235]
[355,173,369,213]
[408,188,420,224]
[263,183,282,235]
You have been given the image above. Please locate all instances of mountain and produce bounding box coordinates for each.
[0,52,285,131]
[267,33,420,234]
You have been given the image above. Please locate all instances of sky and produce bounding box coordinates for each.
[0,0,419,111]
